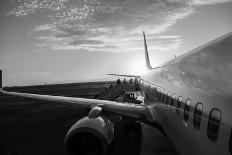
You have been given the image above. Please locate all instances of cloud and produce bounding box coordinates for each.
[34,24,56,32]
[68,39,103,46]
[7,0,69,16]
[158,35,181,39]
[40,1,191,52]
[190,0,232,6]
[5,0,232,52]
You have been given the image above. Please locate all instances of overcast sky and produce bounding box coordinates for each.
[0,0,232,86]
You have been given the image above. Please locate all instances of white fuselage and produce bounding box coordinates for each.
[138,32,232,155]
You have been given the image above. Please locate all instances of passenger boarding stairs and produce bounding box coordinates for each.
[97,83,136,100]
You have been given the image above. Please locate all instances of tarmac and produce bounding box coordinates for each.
[0,81,177,155]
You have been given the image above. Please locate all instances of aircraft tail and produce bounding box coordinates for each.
[143,32,152,70]
[143,32,178,71]
[109,32,177,77]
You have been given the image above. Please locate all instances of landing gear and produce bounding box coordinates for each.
[123,119,141,138]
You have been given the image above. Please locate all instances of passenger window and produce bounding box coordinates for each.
[171,94,175,106]
[162,93,165,103]
[159,92,162,101]
[156,91,159,99]
[166,93,170,105]
[184,99,191,121]
[193,103,203,129]
[207,108,221,142]
[166,94,169,105]
[160,92,163,102]
[176,96,182,114]
[163,94,167,104]
[158,92,161,101]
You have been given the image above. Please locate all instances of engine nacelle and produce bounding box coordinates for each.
[65,116,114,155]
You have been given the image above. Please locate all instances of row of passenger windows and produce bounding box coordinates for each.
[153,91,221,143]
[139,80,231,153]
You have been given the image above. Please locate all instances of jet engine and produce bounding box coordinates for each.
[65,116,114,155]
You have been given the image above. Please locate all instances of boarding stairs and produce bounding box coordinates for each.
[98,83,136,100]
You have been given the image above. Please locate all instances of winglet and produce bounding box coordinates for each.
[0,70,2,91]
[143,32,152,70]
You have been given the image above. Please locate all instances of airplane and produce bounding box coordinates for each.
[1,30,232,155]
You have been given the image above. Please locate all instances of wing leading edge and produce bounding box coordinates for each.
[0,70,154,124]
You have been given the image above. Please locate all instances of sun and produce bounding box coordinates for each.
[126,56,149,76]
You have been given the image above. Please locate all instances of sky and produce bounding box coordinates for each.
[0,0,232,86]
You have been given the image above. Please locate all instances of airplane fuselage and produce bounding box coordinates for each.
[138,32,232,155]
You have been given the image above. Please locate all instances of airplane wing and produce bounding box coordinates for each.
[0,70,155,124]
[107,74,140,78]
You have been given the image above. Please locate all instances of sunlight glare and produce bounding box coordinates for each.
[127,56,149,76]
